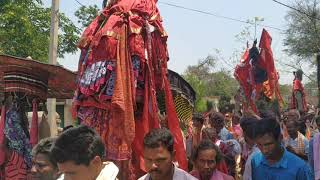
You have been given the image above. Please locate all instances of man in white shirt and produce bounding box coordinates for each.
[240,117,260,180]
[139,128,196,180]
[51,125,119,180]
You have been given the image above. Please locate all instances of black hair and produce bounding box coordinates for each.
[192,140,222,163]
[253,117,281,140]
[32,138,57,168]
[192,113,205,124]
[209,112,225,125]
[62,125,74,132]
[259,110,276,119]
[240,117,258,139]
[51,125,105,166]
[202,127,216,140]
[143,128,174,154]
[295,69,303,80]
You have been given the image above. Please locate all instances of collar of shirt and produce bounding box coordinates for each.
[260,148,288,169]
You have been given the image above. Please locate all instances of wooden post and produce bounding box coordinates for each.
[47,0,59,137]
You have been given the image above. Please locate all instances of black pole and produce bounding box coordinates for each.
[317,53,320,108]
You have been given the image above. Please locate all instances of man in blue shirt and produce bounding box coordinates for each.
[251,117,313,180]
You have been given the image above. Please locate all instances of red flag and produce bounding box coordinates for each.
[258,29,277,97]
[163,70,188,170]
[30,100,39,147]
[234,49,257,112]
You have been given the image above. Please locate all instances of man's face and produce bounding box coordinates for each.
[255,133,280,160]
[192,119,203,129]
[225,114,231,122]
[195,149,217,180]
[31,153,59,180]
[286,121,298,138]
[287,112,299,122]
[57,158,101,180]
[144,145,174,180]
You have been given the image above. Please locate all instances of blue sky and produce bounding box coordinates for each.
[43,0,303,84]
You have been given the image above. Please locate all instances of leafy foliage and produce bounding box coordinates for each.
[284,0,320,63]
[74,5,99,29]
[0,0,80,62]
[183,54,238,112]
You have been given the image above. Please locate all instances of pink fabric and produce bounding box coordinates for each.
[314,133,320,180]
[29,100,38,147]
[231,124,243,139]
[0,106,6,166]
[190,170,224,180]
[210,170,224,180]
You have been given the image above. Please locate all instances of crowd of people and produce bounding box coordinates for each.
[1,106,311,180]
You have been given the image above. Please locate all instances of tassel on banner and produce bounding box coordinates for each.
[30,99,39,147]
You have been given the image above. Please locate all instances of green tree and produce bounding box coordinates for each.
[74,5,99,28]
[207,70,238,98]
[183,53,238,112]
[183,73,207,112]
[0,0,80,62]
[284,0,320,63]
[279,84,292,108]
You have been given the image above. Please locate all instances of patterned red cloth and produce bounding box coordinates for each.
[0,106,6,166]
[4,151,27,180]
[234,49,257,112]
[73,0,187,175]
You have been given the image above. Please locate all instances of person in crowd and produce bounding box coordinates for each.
[201,126,241,178]
[283,109,308,142]
[291,69,307,115]
[251,117,313,180]
[191,113,205,153]
[308,116,320,180]
[224,113,232,130]
[284,120,309,161]
[186,113,205,169]
[201,127,228,174]
[51,125,119,180]
[230,115,242,140]
[202,127,218,143]
[240,117,260,180]
[286,109,300,122]
[209,112,233,141]
[190,140,234,180]
[139,128,196,180]
[31,137,62,180]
